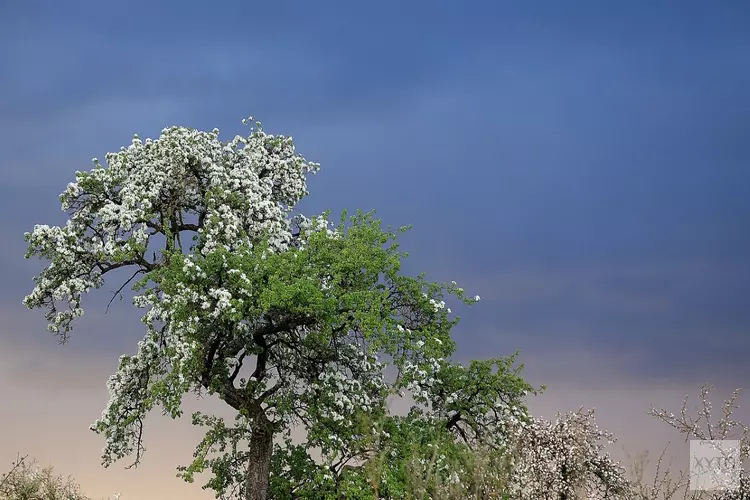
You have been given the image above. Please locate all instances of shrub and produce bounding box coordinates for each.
[0,454,120,500]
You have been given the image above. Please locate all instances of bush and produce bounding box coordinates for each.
[0,454,120,500]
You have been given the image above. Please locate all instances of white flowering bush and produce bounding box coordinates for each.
[499,407,630,499]
[638,384,750,500]
[0,454,121,500]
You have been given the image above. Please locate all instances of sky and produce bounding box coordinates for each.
[1,1,749,498]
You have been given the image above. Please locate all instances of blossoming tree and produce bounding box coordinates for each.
[23,118,544,499]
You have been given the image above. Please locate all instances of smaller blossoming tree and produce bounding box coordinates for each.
[501,407,630,498]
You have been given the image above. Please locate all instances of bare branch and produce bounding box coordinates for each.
[106,268,146,313]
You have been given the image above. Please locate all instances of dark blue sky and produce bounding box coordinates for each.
[2,0,749,386]
[2,3,750,497]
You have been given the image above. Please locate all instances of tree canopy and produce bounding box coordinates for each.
[24,118,635,499]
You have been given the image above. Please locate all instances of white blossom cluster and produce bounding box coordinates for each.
[646,385,750,500]
[293,343,389,460]
[24,119,322,337]
[314,357,382,422]
[401,356,517,438]
[402,357,444,406]
[0,456,123,500]
[23,222,94,333]
[708,473,750,500]
[499,407,630,498]
[294,213,340,246]
[89,309,198,466]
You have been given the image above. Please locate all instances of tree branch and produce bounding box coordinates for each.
[106,269,146,314]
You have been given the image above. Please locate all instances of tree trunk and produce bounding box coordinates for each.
[244,426,274,500]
